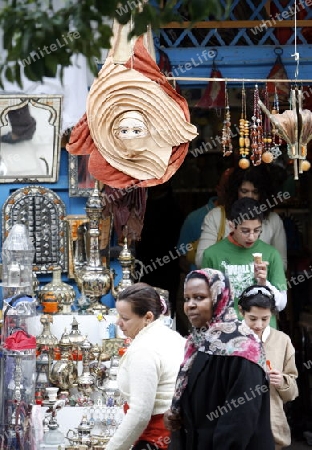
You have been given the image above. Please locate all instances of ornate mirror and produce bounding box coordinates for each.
[0,94,62,183]
[2,186,68,273]
[69,154,95,197]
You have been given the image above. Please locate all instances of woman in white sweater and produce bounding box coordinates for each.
[195,165,288,270]
[105,283,185,450]
[238,285,298,450]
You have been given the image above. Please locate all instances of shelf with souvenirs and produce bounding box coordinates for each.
[1,285,128,447]
[0,219,131,450]
[33,314,128,450]
[1,296,129,450]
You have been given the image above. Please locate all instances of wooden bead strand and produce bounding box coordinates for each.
[262,85,274,164]
[238,84,250,169]
[250,84,264,166]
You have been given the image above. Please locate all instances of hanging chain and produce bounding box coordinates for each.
[250,85,264,166]
[221,83,233,157]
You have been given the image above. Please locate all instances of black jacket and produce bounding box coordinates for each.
[173,352,274,450]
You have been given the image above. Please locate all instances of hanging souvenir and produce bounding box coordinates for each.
[259,87,312,180]
[250,85,264,166]
[66,17,197,242]
[195,53,225,109]
[66,20,197,189]
[238,84,250,169]
[269,86,283,160]
[297,89,312,173]
[221,83,232,157]
[261,85,274,164]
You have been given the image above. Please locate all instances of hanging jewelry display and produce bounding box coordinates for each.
[269,86,283,160]
[250,85,264,166]
[258,1,310,179]
[258,86,312,180]
[298,85,312,174]
[221,83,233,157]
[238,84,250,169]
[261,85,274,164]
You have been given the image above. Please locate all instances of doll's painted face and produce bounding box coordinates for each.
[115,113,148,140]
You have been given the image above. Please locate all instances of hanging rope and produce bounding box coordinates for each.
[291,0,300,80]
[165,77,312,83]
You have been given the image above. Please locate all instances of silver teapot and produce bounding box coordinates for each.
[49,329,78,390]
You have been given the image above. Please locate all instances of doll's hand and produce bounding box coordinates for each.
[164,409,182,431]
[269,369,283,388]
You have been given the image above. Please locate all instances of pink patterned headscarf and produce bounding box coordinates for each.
[171,268,266,414]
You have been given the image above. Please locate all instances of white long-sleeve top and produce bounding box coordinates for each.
[195,208,287,270]
[105,319,186,450]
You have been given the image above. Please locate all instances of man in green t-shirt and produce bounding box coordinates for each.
[201,197,287,328]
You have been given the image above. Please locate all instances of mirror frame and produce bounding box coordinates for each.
[2,185,68,274]
[0,94,62,183]
[69,154,95,197]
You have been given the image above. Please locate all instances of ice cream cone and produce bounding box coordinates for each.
[252,253,262,264]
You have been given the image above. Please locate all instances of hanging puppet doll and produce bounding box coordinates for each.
[66,20,197,241]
